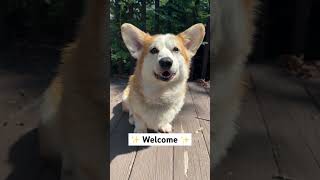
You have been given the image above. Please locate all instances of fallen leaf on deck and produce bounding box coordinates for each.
[195,127,204,133]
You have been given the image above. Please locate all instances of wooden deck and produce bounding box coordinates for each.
[0,71,56,180]
[215,64,320,180]
[0,68,210,180]
[110,79,210,180]
[1,63,320,180]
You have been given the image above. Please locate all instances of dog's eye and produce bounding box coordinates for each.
[172,47,179,52]
[150,47,159,54]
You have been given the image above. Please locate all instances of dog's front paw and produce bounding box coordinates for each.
[158,123,173,133]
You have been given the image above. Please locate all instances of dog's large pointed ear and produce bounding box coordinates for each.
[121,23,147,59]
[178,23,205,57]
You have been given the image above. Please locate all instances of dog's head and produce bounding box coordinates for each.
[121,23,205,84]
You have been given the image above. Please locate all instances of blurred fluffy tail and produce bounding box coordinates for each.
[60,0,106,101]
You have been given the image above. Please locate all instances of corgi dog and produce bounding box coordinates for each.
[212,0,258,167]
[38,0,107,179]
[121,23,205,133]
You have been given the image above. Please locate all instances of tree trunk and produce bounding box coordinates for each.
[0,0,9,49]
[127,3,135,74]
[114,0,121,27]
[140,0,147,31]
[193,0,200,24]
[31,0,42,35]
[154,0,160,33]
[201,19,210,79]
[127,2,134,20]
[166,0,173,32]
[63,0,83,41]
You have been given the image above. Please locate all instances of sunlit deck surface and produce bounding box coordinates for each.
[110,80,210,180]
[215,64,320,180]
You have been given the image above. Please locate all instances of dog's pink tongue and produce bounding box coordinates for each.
[162,71,171,77]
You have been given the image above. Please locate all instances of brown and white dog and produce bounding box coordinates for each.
[212,0,258,167]
[121,23,205,133]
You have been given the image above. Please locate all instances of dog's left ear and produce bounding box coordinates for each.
[178,23,205,57]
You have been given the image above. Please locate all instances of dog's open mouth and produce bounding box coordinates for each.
[154,71,176,81]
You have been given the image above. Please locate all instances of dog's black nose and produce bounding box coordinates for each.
[159,57,173,69]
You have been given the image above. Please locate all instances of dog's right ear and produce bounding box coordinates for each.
[121,23,146,59]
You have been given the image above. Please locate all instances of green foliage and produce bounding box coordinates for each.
[47,0,65,20]
[2,0,209,75]
[110,0,210,75]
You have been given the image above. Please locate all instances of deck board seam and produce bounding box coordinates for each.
[303,85,320,111]
[172,146,175,180]
[249,69,282,176]
[127,148,139,180]
[186,88,210,155]
[280,69,320,171]
[187,84,201,119]
[298,79,320,169]
[196,118,210,156]
[196,117,210,121]
[305,141,320,169]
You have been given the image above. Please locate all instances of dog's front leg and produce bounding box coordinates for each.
[158,123,173,133]
[132,113,147,133]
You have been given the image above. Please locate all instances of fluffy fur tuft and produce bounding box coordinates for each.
[38,0,107,179]
[212,0,258,167]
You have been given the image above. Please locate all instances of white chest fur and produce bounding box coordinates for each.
[130,82,186,130]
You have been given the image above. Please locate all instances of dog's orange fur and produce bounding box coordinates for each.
[176,35,192,63]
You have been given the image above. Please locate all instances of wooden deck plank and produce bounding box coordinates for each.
[0,74,43,124]
[214,81,278,179]
[110,113,137,180]
[198,120,210,153]
[301,78,320,167]
[110,88,122,119]
[303,65,320,108]
[250,64,320,179]
[110,78,126,118]
[173,90,210,180]
[188,82,210,121]
[285,71,320,172]
[110,79,127,132]
[110,79,136,180]
[0,72,58,180]
[129,147,173,180]
[110,81,210,180]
